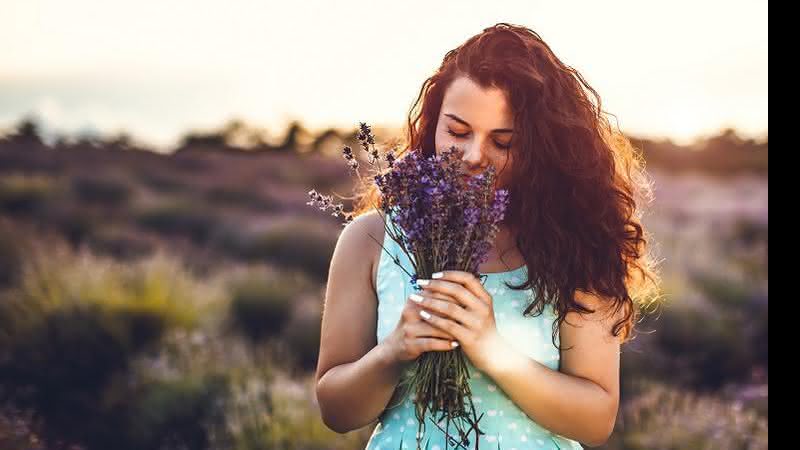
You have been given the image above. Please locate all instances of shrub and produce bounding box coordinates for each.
[123,374,230,450]
[88,226,156,260]
[71,175,133,206]
[239,220,337,281]
[624,272,768,391]
[0,247,209,449]
[0,226,23,288]
[136,200,220,244]
[204,185,279,211]
[228,276,301,342]
[0,174,57,214]
[607,381,768,450]
[282,311,322,372]
[138,171,186,193]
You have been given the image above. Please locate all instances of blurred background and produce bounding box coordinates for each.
[0,1,767,449]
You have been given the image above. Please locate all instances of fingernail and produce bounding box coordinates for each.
[417,279,430,286]
[451,341,459,348]
[410,293,424,303]
[432,272,444,279]
[419,310,431,320]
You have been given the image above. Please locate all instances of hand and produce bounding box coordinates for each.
[412,270,508,372]
[384,289,460,367]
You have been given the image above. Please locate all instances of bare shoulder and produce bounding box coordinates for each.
[343,209,386,292]
[327,209,385,290]
[562,290,627,345]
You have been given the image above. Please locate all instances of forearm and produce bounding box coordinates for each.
[481,337,616,446]
[316,341,407,433]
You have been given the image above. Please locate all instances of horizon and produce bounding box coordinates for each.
[0,113,769,156]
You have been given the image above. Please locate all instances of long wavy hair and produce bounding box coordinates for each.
[350,22,662,348]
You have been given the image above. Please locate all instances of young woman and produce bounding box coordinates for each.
[315,23,661,449]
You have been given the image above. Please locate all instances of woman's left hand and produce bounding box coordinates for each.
[411,270,509,372]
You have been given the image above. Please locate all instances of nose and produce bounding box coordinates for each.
[458,140,489,174]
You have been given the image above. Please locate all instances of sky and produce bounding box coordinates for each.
[0,0,768,152]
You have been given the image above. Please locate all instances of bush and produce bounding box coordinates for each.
[631,302,754,391]
[622,272,768,392]
[40,204,98,245]
[123,374,230,450]
[282,311,322,372]
[228,275,302,342]
[138,171,186,193]
[88,226,156,260]
[204,185,279,211]
[239,220,337,281]
[606,381,768,450]
[0,174,57,215]
[136,200,220,244]
[225,373,367,450]
[71,175,133,206]
[0,247,209,449]
[1,303,167,393]
[732,218,768,248]
[0,226,23,288]
[692,272,768,385]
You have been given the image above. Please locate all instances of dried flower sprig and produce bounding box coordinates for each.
[306,189,353,224]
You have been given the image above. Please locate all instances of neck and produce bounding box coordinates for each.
[493,222,519,255]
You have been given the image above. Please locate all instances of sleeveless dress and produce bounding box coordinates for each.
[365,211,585,450]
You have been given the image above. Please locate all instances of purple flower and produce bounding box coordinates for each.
[305,127,512,450]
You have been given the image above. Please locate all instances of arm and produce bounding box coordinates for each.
[314,211,405,433]
[316,340,407,433]
[481,291,623,447]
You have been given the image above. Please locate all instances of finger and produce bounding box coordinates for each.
[406,321,455,340]
[416,277,485,311]
[418,309,468,341]
[403,299,444,324]
[407,289,456,305]
[425,290,458,302]
[430,270,493,304]
[404,290,457,315]
[412,337,460,355]
[409,293,479,329]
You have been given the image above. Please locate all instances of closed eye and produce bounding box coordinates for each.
[446,129,511,150]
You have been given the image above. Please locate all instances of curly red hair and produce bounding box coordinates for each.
[351,22,662,347]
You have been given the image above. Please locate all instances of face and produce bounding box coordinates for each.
[434,75,516,190]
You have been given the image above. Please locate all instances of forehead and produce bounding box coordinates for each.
[441,76,513,128]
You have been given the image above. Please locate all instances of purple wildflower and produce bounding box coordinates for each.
[305,126,512,449]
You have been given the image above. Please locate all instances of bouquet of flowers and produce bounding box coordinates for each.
[307,122,510,449]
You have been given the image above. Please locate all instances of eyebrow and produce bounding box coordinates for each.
[444,113,514,134]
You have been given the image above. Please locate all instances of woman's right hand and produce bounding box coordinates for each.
[383,290,460,365]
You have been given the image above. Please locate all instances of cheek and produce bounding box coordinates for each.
[435,133,458,154]
[494,155,515,186]
[433,129,442,152]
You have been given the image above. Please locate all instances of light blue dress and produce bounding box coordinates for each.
[365,211,584,450]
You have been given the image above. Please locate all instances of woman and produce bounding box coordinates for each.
[315,23,661,449]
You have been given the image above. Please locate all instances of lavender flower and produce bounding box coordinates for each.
[306,123,510,450]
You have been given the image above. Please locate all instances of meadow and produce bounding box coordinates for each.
[0,119,768,449]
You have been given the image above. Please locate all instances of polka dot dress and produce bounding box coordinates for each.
[365,211,584,450]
